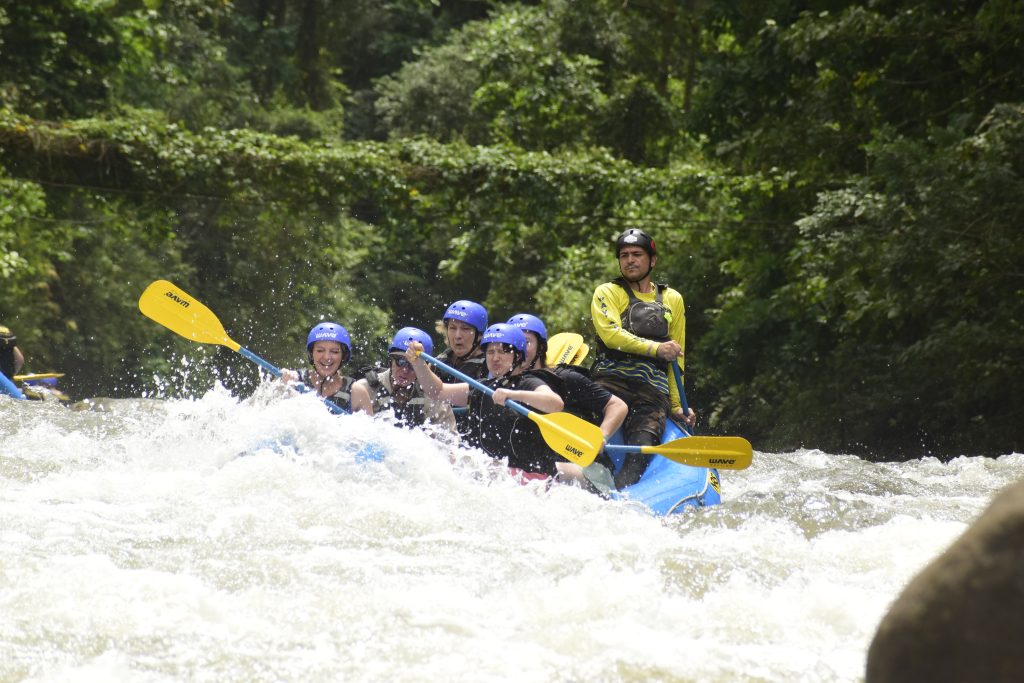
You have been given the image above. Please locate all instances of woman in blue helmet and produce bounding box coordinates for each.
[508,313,626,495]
[282,322,358,413]
[436,300,489,383]
[351,327,456,432]
[403,323,565,477]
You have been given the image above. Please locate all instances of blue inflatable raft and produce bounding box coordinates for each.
[608,420,721,515]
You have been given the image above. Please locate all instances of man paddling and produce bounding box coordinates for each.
[590,229,696,488]
[350,327,456,433]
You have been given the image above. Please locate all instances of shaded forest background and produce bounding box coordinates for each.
[1,0,1021,459]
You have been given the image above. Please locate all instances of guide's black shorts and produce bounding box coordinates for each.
[591,373,670,446]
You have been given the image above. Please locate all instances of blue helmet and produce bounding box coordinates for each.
[389,326,433,356]
[506,313,547,342]
[306,322,351,361]
[442,300,488,334]
[480,323,527,356]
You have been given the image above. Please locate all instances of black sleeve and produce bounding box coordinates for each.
[516,374,550,392]
[556,368,612,416]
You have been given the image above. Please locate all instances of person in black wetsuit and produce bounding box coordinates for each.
[507,313,626,495]
[435,299,488,381]
[404,323,565,478]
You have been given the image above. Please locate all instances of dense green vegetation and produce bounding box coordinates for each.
[1,0,1021,459]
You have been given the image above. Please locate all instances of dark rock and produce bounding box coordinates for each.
[866,478,1024,682]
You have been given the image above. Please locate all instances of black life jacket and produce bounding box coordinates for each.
[595,277,672,371]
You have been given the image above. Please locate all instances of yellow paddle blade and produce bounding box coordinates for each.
[644,436,753,470]
[571,342,589,365]
[546,332,586,366]
[527,410,604,467]
[138,280,241,351]
[13,372,65,381]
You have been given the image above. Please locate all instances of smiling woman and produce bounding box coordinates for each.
[279,322,357,414]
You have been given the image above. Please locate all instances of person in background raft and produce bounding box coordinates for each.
[591,229,696,489]
[436,300,488,382]
[404,323,564,479]
[435,299,488,437]
[350,326,456,433]
[281,322,358,413]
[508,313,626,496]
[0,325,25,380]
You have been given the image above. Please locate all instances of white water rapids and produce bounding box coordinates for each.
[2,386,1022,682]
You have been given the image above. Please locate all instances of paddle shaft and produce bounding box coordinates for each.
[417,351,602,467]
[13,372,65,382]
[671,360,693,436]
[0,371,26,400]
[418,352,531,419]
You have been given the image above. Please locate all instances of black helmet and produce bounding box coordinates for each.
[615,228,656,258]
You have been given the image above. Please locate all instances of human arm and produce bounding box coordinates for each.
[405,342,470,407]
[591,282,669,359]
[599,393,628,441]
[350,379,374,415]
[13,346,24,375]
[492,383,564,413]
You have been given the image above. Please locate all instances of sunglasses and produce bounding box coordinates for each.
[391,356,413,369]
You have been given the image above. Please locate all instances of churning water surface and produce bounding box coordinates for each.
[2,386,1021,682]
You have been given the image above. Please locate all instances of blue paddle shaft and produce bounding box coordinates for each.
[671,360,693,437]
[240,347,282,377]
[419,352,530,418]
[671,361,689,414]
[240,346,348,415]
[0,371,26,400]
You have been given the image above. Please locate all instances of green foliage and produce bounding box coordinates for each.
[375,0,700,162]
[703,105,1024,456]
[1,1,1021,459]
[0,0,122,118]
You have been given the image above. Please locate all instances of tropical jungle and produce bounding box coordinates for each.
[1,0,1021,459]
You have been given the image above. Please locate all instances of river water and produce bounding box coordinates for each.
[2,386,1021,682]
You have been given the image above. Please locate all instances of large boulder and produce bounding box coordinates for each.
[866,478,1024,682]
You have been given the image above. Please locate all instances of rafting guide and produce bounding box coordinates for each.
[591,228,696,488]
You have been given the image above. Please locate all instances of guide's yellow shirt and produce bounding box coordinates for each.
[590,280,686,412]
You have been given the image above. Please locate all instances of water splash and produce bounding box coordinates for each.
[1,391,1021,682]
